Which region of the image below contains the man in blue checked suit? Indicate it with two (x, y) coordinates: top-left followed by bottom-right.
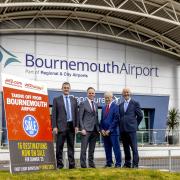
(119, 88), (143, 168)
(100, 91), (121, 168)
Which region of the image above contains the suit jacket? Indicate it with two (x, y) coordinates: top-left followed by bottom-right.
(119, 99), (143, 133)
(79, 99), (99, 131)
(100, 102), (120, 135)
(52, 95), (78, 132)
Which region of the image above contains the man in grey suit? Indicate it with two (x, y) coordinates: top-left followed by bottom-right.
(79, 87), (99, 168)
(52, 82), (78, 169)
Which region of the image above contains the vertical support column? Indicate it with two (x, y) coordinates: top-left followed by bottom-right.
(177, 65), (180, 145)
(0, 92), (2, 146)
(0, 34), (2, 146)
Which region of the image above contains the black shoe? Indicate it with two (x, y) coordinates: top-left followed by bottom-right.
(104, 164), (112, 168)
(57, 165), (64, 169)
(115, 165), (121, 168)
(69, 166), (75, 169)
(132, 165), (139, 169)
(89, 166), (96, 168)
(81, 166), (87, 168)
(122, 165), (131, 168)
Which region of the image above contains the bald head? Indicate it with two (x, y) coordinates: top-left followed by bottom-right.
(104, 91), (113, 105)
(122, 88), (131, 101)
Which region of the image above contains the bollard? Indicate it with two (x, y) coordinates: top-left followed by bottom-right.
(168, 149), (172, 172)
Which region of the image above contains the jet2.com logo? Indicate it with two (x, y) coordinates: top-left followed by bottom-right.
(0, 45), (21, 68)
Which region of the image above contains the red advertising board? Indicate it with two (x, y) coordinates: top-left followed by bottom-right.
(2, 73), (56, 173)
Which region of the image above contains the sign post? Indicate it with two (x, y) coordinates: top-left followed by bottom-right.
(2, 73), (56, 173)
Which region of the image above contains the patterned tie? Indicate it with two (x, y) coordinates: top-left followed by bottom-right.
(105, 104), (110, 116)
(91, 101), (95, 112)
(65, 96), (70, 120)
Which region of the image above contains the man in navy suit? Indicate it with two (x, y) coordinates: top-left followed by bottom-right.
(52, 82), (78, 169)
(119, 88), (143, 168)
(100, 91), (121, 168)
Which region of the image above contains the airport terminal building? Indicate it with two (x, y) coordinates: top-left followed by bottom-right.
(0, 0), (180, 145)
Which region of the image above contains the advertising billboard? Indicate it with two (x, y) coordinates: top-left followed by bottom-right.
(2, 73), (56, 173)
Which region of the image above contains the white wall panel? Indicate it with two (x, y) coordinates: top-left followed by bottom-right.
(98, 40), (124, 51)
(152, 87), (173, 95)
(99, 72), (125, 86)
(126, 46), (151, 65)
(157, 65), (177, 78)
(36, 42), (67, 57)
(126, 75), (152, 88)
(69, 36), (96, 48)
(152, 54), (177, 66)
(99, 84), (124, 92)
(152, 77), (175, 88)
(129, 86), (152, 94)
(68, 45), (96, 60)
(37, 35), (67, 45)
(98, 49), (125, 61)
(1, 37), (35, 54)
(71, 82), (97, 91)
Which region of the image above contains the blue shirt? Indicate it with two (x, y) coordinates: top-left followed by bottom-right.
(124, 98), (131, 112)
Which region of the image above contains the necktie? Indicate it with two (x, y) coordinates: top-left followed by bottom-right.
(65, 96), (70, 120)
(105, 104), (110, 115)
(91, 101), (95, 112)
(124, 101), (128, 112)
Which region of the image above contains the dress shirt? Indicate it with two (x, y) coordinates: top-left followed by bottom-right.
(87, 98), (96, 112)
(63, 95), (72, 122)
(124, 98), (131, 112)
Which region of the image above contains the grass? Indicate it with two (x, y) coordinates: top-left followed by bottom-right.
(0, 168), (180, 180)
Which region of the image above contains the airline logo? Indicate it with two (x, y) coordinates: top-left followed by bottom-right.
(25, 83), (44, 91)
(0, 45), (21, 67)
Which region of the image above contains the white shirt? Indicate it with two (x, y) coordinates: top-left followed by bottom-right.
(106, 101), (113, 108)
(87, 98), (96, 112)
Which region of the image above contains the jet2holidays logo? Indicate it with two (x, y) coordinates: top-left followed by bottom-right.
(0, 45), (21, 68)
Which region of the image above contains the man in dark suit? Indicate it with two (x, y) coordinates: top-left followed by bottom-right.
(52, 82), (78, 169)
(119, 88), (143, 168)
(100, 91), (121, 168)
(79, 87), (99, 168)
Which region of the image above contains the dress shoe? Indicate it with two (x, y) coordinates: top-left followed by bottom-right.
(69, 166), (76, 169)
(81, 166), (87, 168)
(122, 165), (131, 168)
(132, 165), (139, 169)
(57, 165), (63, 169)
(104, 164), (112, 168)
(115, 165), (121, 168)
(89, 165), (96, 168)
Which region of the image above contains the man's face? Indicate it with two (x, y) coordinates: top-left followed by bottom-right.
(87, 89), (95, 100)
(122, 88), (131, 101)
(62, 84), (70, 95)
(105, 95), (112, 105)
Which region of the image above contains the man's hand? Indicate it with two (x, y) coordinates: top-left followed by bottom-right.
(75, 127), (79, 134)
(53, 127), (58, 135)
(81, 129), (87, 135)
(101, 130), (106, 136)
(105, 130), (110, 136)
